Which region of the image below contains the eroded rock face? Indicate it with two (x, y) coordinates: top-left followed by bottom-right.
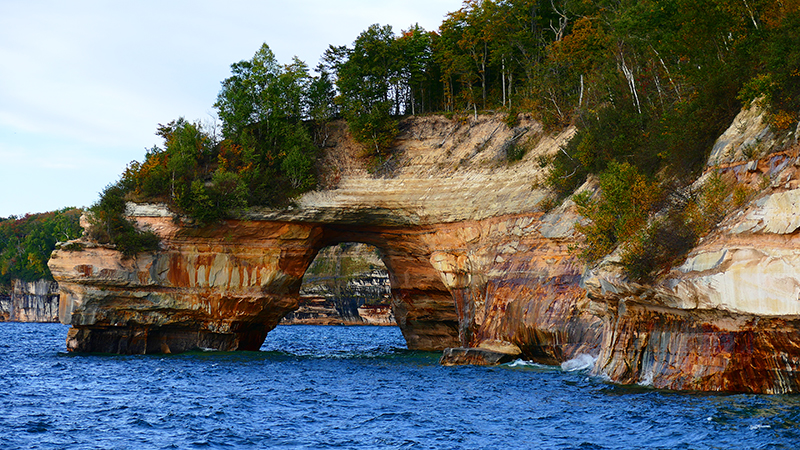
(49, 109), (800, 393)
(50, 220), (321, 353)
(585, 104), (800, 393)
(51, 114), (598, 359)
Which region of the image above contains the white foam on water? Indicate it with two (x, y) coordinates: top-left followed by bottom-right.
(560, 354), (598, 372)
(638, 367), (655, 387)
(507, 359), (529, 367)
(505, 359), (554, 370)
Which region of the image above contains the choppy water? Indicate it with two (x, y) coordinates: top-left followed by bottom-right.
(2, 323), (799, 449)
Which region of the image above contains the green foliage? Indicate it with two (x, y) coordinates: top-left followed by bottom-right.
(574, 162), (661, 262)
(89, 0), (800, 272)
(332, 23), (442, 157)
(505, 141), (527, 163)
(738, 6), (800, 130)
(618, 171), (748, 281)
(108, 43), (322, 231)
(619, 211), (698, 283)
(213, 43), (319, 207)
(345, 102), (398, 159)
(88, 183), (160, 258)
(336, 24), (402, 156)
(0, 208), (83, 288)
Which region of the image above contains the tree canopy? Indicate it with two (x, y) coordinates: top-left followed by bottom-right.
(88, 0), (799, 273)
(0, 209), (83, 291)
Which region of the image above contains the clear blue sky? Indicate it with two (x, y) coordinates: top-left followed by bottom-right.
(0, 0), (461, 217)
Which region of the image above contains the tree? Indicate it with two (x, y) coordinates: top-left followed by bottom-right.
(397, 24), (441, 115)
(213, 43), (319, 206)
(337, 24), (402, 157)
(215, 43), (282, 140)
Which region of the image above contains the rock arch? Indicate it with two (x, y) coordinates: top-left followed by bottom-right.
(48, 115), (600, 363)
(49, 205), (600, 360)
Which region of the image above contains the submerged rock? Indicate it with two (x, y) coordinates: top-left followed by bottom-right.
(440, 347), (519, 366)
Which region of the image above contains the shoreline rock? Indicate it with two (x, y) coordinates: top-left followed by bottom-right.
(48, 110), (800, 393)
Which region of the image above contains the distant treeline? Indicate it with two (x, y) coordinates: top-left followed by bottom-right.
(90, 0), (799, 263)
(0, 209), (82, 292)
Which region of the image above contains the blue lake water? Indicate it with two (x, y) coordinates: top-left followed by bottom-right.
(1, 322), (799, 449)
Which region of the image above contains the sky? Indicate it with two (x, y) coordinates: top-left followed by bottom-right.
(0, 0), (462, 218)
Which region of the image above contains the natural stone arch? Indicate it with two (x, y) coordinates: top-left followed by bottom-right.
(49, 209), (598, 358)
(50, 217), (466, 354)
(312, 224), (462, 350)
(49, 114), (599, 363)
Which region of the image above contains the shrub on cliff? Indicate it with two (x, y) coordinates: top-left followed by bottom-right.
(579, 169), (754, 282)
(573, 162), (662, 263)
(87, 183), (159, 258)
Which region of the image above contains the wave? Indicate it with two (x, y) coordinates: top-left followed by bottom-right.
(560, 354), (597, 372)
(504, 359), (558, 370)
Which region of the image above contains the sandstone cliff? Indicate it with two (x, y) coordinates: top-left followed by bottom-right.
(0, 279), (60, 322)
(50, 114), (598, 360)
(48, 110), (800, 393)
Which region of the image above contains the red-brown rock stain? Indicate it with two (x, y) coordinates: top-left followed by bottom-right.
(167, 254), (190, 287)
(75, 264), (93, 277)
(195, 253), (216, 286)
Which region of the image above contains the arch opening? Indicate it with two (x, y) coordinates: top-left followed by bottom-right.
(282, 242), (395, 327)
